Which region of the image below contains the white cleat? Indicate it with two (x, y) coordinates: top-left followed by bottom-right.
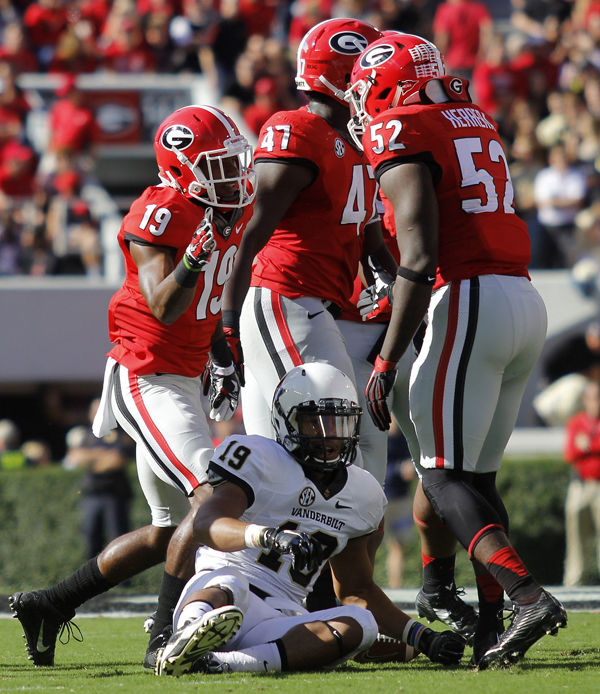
(155, 605), (243, 677)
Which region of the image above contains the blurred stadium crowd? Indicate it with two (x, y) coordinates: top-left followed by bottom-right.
(1, 1), (600, 276)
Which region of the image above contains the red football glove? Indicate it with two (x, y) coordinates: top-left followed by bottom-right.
(365, 355), (397, 431)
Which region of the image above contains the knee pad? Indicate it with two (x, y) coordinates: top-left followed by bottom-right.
(421, 469), (503, 555)
(204, 567), (250, 613)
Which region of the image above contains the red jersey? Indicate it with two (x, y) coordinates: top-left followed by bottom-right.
(251, 107), (379, 308)
(362, 96), (530, 289)
(108, 185), (252, 377)
(564, 411), (600, 481)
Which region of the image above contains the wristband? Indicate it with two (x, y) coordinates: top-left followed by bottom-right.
(244, 523), (269, 548)
(173, 258), (202, 288)
(222, 310), (241, 332)
(374, 355), (397, 372)
(396, 266), (435, 286)
(402, 618), (428, 648)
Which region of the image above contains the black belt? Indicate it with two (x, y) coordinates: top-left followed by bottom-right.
(249, 583), (272, 599)
(323, 300), (342, 319)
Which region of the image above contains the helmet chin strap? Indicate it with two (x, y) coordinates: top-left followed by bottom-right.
(318, 75), (346, 102)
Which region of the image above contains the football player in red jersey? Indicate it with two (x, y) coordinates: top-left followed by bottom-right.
(346, 34), (567, 668)
(354, 196), (479, 646)
(220, 17), (396, 610)
(9, 105), (256, 670)
(221, 17), (397, 471)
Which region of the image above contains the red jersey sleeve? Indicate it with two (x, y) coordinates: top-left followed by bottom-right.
(123, 185), (202, 251)
(255, 106), (320, 176)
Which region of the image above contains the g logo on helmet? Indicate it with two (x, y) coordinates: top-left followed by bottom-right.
(330, 31), (370, 55)
(161, 124), (194, 151)
(359, 43), (395, 69)
(449, 78), (463, 95)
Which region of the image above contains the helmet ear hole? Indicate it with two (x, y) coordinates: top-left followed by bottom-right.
(170, 166), (182, 177)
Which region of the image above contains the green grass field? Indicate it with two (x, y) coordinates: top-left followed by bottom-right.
(1, 612), (599, 694)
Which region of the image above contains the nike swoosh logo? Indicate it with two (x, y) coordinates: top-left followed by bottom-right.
(428, 276), (435, 282)
(36, 620), (50, 653)
(307, 311), (324, 319)
(335, 501), (351, 509)
(234, 224), (243, 235)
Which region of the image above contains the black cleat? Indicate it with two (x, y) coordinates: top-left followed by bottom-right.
(143, 624), (173, 670)
(9, 590), (79, 666)
(470, 613), (505, 667)
(188, 652), (232, 674)
(477, 590), (567, 669)
(416, 584), (478, 644)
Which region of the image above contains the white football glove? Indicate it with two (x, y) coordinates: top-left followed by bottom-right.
(202, 360), (240, 422)
(357, 265), (396, 320)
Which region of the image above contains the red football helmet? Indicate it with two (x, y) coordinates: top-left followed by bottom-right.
(345, 33), (445, 148)
(153, 105), (256, 209)
(295, 18), (382, 105)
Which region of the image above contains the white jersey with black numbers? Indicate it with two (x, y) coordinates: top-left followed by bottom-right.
(197, 434), (387, 604)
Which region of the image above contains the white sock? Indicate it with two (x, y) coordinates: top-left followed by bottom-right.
(177, 601), (214, 628)
(215, 642), (282, 673)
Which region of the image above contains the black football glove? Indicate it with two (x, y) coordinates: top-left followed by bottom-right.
(259, 528), (323, 573)
(183, 208), (217, 270)
(417, 628), (465, 666)
(202, 359), (240, 422)
(365, 356), (397, 431)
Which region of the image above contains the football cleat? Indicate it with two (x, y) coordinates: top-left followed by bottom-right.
(155, 605), (243, 676)
(416, 584), (478, 644)
(9, 590), (80, 666)
(469, 612), (505, 667)
(189, 652), (232, 674)
(143, 623), (172, 670)
(476, 590), (567, 669)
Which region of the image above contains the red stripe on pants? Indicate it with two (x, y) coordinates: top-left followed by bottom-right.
(128, 371), (200, 488)
(433, 283), (460, 468)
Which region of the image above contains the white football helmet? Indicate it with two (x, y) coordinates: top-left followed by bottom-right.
(271, 362), (362, 472)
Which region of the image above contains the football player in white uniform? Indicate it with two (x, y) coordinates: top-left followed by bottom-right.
(155, 363), (465, 676)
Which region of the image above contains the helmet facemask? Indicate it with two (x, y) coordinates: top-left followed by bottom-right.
(273, 396), (361, 472)
(345, 72), (408, 151)
(168, 134), (256, 209)
(345, 74), (374, 151)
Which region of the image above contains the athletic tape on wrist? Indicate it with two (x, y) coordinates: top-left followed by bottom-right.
(244, 524), (269, 548)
